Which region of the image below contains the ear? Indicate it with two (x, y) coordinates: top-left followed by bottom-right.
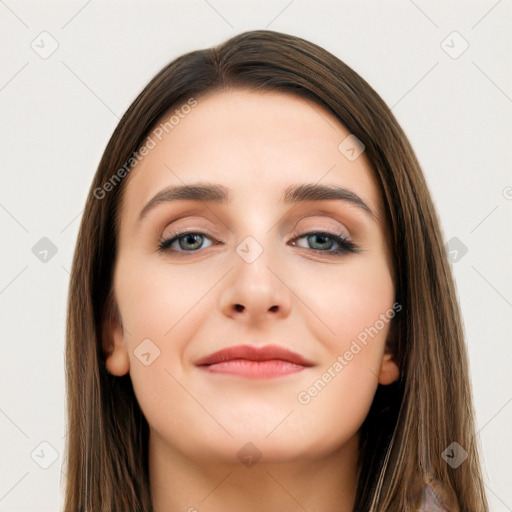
(377, 352), (400, 385)
(102, 314), (130, 377)
(377, 331), (400, 385)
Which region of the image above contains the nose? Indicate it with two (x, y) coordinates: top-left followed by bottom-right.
(219, 242), (292, 326)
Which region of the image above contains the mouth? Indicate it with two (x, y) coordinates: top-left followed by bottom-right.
(194, 344), (315, 379)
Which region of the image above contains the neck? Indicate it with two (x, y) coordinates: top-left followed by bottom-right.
(148, 430), (359, 512)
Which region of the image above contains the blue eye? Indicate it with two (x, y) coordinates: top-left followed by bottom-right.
(291, 232), (359, 255)
(158, 230), (359, 256)
(158, 231), (213, 252)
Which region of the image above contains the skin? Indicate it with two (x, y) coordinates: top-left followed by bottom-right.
(103, 89), (399, 512)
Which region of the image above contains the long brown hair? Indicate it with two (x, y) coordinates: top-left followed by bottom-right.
(63, 29), (488, 511)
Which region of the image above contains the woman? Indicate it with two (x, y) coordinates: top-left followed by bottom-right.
(63, 29), (488, 511)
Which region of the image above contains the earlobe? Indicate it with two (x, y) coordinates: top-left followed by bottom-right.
(377, 352), (400, 385)
(102, 317), (130, 376)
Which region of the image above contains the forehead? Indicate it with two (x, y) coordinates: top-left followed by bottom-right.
(120, 89), (384, 227)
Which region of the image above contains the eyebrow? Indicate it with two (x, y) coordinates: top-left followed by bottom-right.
(138, 182), (378, 223)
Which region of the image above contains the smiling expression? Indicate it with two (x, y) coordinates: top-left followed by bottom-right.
(103, 88), (399, 465)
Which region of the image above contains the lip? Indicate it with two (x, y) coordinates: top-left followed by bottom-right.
(194, 344), (315, 379)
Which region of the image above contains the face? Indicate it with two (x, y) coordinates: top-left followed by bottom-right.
(103, 89), (399, 466)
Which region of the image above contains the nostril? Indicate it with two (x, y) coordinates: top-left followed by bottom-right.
(234, 304), (245, 312)
(269, 305), (278, 312)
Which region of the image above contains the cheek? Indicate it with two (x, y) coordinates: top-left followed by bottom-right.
(293, 254), (395, 356)
(113, 257), (223, 414)
(288, 258), (395, 446)
(115, 256), (217, 342)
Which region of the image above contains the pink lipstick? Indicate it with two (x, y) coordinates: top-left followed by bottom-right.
(195, 344), (314, 379)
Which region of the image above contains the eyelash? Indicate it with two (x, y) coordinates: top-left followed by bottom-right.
(157, 229), (360, 256)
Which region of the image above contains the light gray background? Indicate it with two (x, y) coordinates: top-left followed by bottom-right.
(1, 1), (511, 510)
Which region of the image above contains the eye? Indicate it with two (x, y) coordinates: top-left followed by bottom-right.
(157, 230), (359, 256)
(158, 230), (214, 252)
(290, 231), (359, 255)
